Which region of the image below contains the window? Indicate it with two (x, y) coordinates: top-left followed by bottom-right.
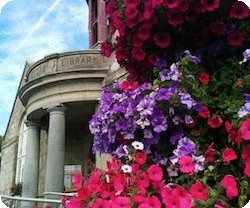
(16, 121), (27, 184)
(90, 0), (98, 47)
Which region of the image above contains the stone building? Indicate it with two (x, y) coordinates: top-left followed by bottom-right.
(0, 0), (125, 201)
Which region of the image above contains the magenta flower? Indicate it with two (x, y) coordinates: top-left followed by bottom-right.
(178, 156), (195, 173)
(73, 172), (83, 188)
(240, 118), (250, 140)
(147, 164), (163, 182)
(112, 196), (131, 208)
(92, 198), (111, 208)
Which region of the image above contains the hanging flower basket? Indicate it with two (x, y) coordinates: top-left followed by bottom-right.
(65, 0), (250, 207)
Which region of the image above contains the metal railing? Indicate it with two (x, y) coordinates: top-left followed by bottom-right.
(0, 191), (77, 208)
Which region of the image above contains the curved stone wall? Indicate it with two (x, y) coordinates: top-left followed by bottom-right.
(18, 50), (110, 119)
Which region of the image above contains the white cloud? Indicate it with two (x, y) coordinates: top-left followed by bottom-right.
(0, 0), (89, 134)
(0, 0), (12, 14)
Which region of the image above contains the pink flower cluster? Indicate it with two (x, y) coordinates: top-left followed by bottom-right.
(64, 155), (197, 208)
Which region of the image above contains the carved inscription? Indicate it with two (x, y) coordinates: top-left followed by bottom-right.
(27, 53), (109, 81)
(28, 60), (56, 81)
(58, 54), (106, 72)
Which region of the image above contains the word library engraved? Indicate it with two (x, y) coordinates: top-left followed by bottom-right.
(58, 54), (106, 71)
(27, 53), (108, 81)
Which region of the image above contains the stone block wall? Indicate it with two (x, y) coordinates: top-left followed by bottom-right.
(0, 98), (25, 195)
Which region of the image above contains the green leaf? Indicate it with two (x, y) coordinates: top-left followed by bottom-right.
(239, 195), (247, 207)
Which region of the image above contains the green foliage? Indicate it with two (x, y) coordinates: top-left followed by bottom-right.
(10, 183), (22, 196)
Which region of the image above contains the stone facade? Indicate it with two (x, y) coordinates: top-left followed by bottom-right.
(0, 0), (127, 200)
(0, 50), (126, 198)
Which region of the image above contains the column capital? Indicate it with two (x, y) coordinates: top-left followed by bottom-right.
(24, 119), (41, 128)
(47, 105), (66, 114)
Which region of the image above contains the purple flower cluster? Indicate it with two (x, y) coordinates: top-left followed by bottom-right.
(89, 59), (202, 159)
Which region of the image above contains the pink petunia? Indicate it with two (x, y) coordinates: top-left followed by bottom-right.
(112, 196), (131, 208)
(163, 0), (181, 8)
(240, 118), (250, 140)
(242, 146), (250, 163)
(133, 194), (146, 205)
(92, 198), (111, 208)
(230, 1), (249, 20)
(147, 164), (163, 182)
(67, 196), (81, 208)
(189, 181), (208, 201)
(220, 175), (237, 189)
(73, 172), (84, 188)
(244, 161), (250, 177)
(78, 185), (91, 200)
(163, 195), (181, 208)
(178, 156), (195, 173)
(201, 0), (220, 11)
(135, 152), (147, 165)
(139, 196), (162, 208)
(225, 186), (239, 200)
(228, 31), (245, 47)
(221, 148), (237, 162)
(137, 172), (150, 188)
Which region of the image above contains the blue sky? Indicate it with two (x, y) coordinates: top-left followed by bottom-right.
(0, 0), (89, 135)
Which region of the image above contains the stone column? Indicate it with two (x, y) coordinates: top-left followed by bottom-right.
(44, 106), (66, 199)
(21, 120), (40, 208)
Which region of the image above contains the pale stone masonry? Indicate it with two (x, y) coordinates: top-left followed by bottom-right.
(0, 50), (126, 201)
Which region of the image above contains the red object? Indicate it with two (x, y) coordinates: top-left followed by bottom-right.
(228, 130), (243, 146)
(198, 73), (210, 84)
(190, 181), (209, 201)
(163, 0), (181, 8)
(222, 148), (237, 162)
(132, 47), (146, 61)
(178, 156), (195, 173)
(201, 0), (220, 11)
(225, 121), (233, 133)
(167, 9), (184, 26)
(101, 42), (112, 57)
(240, 118), (250, 140)
(205, 142), (215, 163)
(207, 114), (223, 128)
(147, 164), (164, 182)
(230, 1), (249, 20)
(242, 146), (250, 163)
(135, 152), (147, 165)
(209, 21), (227, 35)
(121, 80), (139, 92)
(153, 33), (171, 48)
(244, 161), (250, 177)
(228, 31), (245, 47)
(198, 106), (210, 118)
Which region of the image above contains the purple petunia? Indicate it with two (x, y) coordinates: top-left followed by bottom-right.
(177, 137), (196, 156)
(239, 49), (250, 64)
(155, 58), (168, 69)
(137, 96), (155, 116)
(184, 50), (201, 64)
(156, 88), (172, 101)
(151, 108), (168, 133)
